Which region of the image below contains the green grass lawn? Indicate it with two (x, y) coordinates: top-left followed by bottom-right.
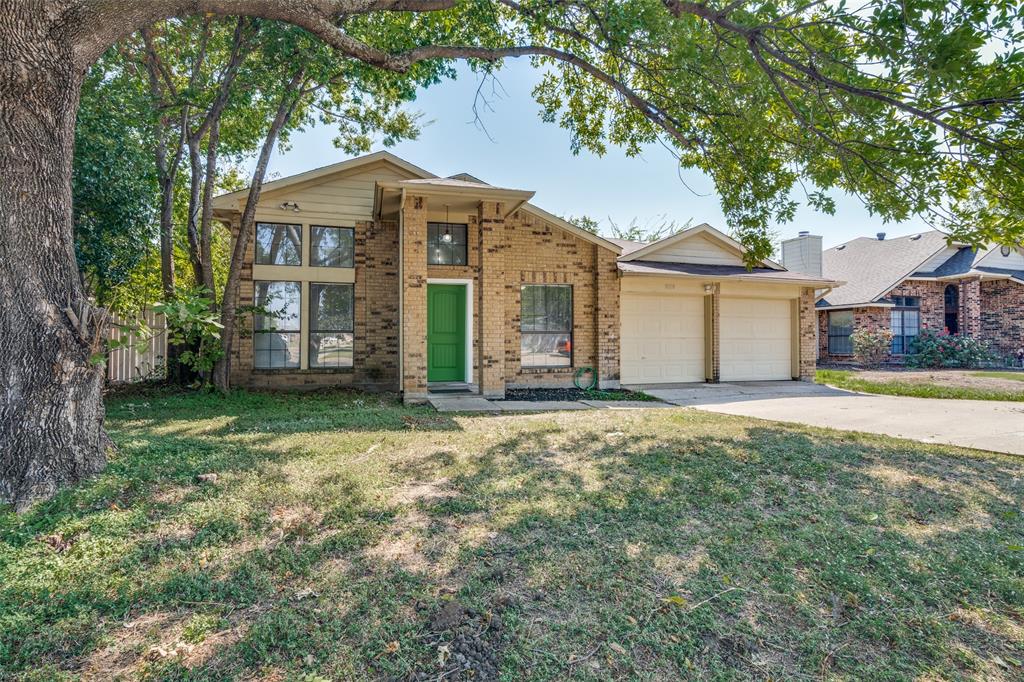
(2, 390), (1022, 680)
(973, 371), (1024, 383)
(817, 369), (1024, 402)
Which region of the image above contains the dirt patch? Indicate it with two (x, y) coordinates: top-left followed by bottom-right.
(410, 600), (506, 681)
(856, 369), (1024, 392)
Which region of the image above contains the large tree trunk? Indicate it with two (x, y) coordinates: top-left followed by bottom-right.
(0, 4), (109, 510)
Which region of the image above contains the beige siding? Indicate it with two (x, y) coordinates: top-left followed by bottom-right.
(233, 160), (419, 225)
(642, 234), (745, 266)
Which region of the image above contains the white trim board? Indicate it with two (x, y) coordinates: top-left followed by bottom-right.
(427, 278), (474, 383)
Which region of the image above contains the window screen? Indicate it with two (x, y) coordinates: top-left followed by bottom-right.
(309, 283), (354, 368)
(253, 281), (301, 368)
(827, 310), (854, 355)
(255, 222), (302, 265)
(311, 226), (354, 268)
(520, 285), (572, 368)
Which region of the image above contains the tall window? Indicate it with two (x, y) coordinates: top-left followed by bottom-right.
(309, 283), (354, 368)
(890, 296), (921, 354)
(944, 284), (959, 334)
(827, 310), (854, 355)
(521, 284), (572, 368)
(253, 281), (301, 368)
(427, 222), (468, 265)
(311, 226), (354, 268)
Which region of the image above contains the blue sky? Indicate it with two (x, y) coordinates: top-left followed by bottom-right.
(267, 61), (929, 251)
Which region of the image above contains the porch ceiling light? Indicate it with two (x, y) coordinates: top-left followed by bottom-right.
(441, 205), (453, 242)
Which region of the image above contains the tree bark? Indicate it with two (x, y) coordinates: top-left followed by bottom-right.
(212, 69), (306, 392)
(0, 2), (109, 510)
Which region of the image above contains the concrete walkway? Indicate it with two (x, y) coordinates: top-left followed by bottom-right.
(428, 396), (672, 413)
(644, 382), (1024, 456)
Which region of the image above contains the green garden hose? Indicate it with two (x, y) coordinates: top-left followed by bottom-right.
(573, 366), (598, 390)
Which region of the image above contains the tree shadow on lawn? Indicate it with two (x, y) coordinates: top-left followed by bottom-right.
(2, 408), (1022, 680)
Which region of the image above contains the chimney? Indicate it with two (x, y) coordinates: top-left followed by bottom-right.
(876, 232), (886, 240)
(781, 231), (822, 277)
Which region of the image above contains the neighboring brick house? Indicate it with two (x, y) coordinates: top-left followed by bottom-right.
(212, 151), (832, 402)
(798, 230), (1024, 364)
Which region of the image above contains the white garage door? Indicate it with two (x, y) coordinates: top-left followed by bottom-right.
(621, 292), (705, 384)
(720, 297), (792, 381)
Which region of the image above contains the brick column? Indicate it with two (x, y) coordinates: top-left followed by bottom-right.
(402, 194), (429, 403)
(478, 200), (506, 398)
(704, 283), (720, 382)
(596, 246), (620, 388)
(797, 287), (817, 381)
(961, 278), (982, 337)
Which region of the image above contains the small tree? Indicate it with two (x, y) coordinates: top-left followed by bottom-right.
(851, 329), (893, 368)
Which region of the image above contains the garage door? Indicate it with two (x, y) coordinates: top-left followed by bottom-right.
(621, 292), (705, 384)
(720, 297), (792, 381)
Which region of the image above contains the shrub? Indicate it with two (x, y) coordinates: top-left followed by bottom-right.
(153, 287), (224, 384)
(906, 329), (995, 368)
(851, 329), (893, 368)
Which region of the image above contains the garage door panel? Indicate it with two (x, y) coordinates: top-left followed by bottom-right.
(621, 292), (705, 384)
(720, 297), (792, 381)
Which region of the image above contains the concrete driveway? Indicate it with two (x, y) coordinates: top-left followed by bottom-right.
(641, 381), (1024, 456)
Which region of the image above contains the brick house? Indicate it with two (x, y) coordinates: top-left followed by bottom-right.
(791, 230), (1024, 364)
(212, 152), (833, 401)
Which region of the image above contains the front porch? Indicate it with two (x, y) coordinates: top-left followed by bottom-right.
(374, 177), (621, 403)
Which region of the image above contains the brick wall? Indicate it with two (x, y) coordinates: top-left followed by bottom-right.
(798, 287), (816, 380)
(502, 209), (617, 389)
(980, 279), (1024, 358)
(227, 197), (621, 397)
(401, 196), (429, 400)
(816, 278), (1005, 365)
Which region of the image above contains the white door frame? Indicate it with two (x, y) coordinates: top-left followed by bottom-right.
(426, 278), (474, 383)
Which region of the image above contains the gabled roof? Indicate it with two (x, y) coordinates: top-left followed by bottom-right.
(617, 222), (785, 269)
(821, 230), (1024, 308)
(211, 150), (432, 207)
(618, 260), (838, 286)
(820, 231), (949, 307)
(213, 150), (621, 254)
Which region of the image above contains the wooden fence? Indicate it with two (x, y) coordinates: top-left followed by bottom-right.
(107, 309), (167, 383)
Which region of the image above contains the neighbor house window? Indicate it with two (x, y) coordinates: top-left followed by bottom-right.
(890, 296), (921, 354)
(309, 283), (354, 368)
(255, 222), (302, 265)
(521, 284), (572, 368)
(427, 222), (467, 265)
(944, 284), (959, 334)
(311, 225), (354, 268)
(253, 281), (301, 368)
(827, 310), (854, 355)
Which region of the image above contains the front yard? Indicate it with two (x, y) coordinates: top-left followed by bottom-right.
(818, 368), (1024, 402)
(2, 390), (1022, 680)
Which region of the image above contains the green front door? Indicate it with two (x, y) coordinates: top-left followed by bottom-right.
(427, 284), (466, 382)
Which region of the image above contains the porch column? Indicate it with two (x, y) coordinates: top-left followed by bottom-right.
(595, 246), (620, 388)
(795, 287), (817, 381)
(402, 194), (429, 403)
(961, 277), (982, 337)
(704, 282), (720, 382)
(478, 200), (506, 398)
